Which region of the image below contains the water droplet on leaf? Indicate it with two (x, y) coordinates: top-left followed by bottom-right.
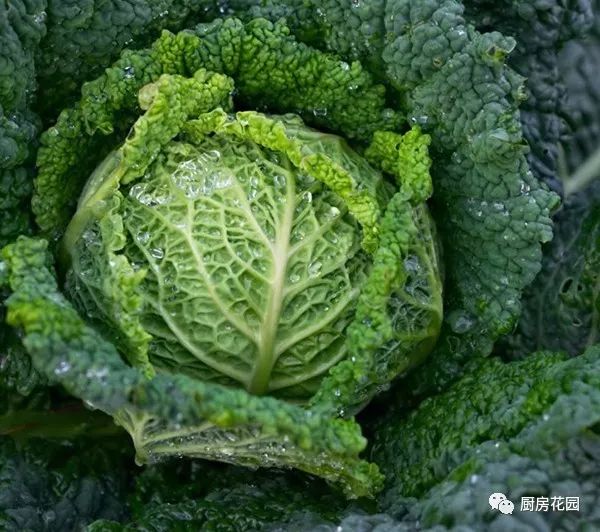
(54, 360), (71, 375)
(150, 248), (164, 259)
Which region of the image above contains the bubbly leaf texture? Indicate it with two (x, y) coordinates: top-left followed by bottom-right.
(82, 346), (600, 531)
(310, 197), (442, 417)
(67, 101), (440, 411)
(0, 322), (45, 404)
(240, 0), (594, 193)
(365, 127), (434, 203)
(37, 17), (440, 410)
(87, 465), (352, 531)
(1, 236), (384, 497)
(35, 0), (233, 117)
(273, 433), (600, 531)
(34, 32), (235, 238)
(0, 2), (597, 529)
(228, 0), (559, 395)
(463, 0), (594, 194)
(64, 96), (388, 401)
(0, 168), (34, 248)
(65, 189), (154, 378)
(191, 17), (400, 140)
(381, 0), (558, 393)
(372, 345), (600, 501)
(34, 19), (399, 238)
(0, 0), (46, 169)
(61, 68), (235, 378)
(29, 13), (441, 489)
(0, 0), (46, 246)
(1, 246), (45, 404)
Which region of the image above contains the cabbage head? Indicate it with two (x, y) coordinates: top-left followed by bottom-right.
(5, 21), (443, 497)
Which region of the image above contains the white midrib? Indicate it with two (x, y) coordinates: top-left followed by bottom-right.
(247, 176), (296, 395)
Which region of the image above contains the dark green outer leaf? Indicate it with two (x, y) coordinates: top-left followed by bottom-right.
(372, 345), (600, 500)
(0, 437), (131, 532)
(501, 3), (600, 359)
(558, 1), (600, 191)
(35, 1), (228, 118)
(84, 344), (600, 531)
(381, 0), (559, 395)
(88, 467), (353, 532)
(504, 183), (599, 357)
(0, 0), (47, 247)
(463, 0), (594, 194)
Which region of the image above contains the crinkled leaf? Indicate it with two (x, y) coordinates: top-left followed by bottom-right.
(0, 0), (46, 246)
(228, 0), (559, 396)
(35, 0), (232, 117)
(372, 345), (600, 500)
(1, 236), (383, 498)
(505, 184), (599, 357)
(0, 437), (131, 532)
(463, 0), (594, 194)
(34, 20), (399, 239)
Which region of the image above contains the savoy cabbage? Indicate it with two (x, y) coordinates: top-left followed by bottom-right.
(0, 0), (599, 530)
